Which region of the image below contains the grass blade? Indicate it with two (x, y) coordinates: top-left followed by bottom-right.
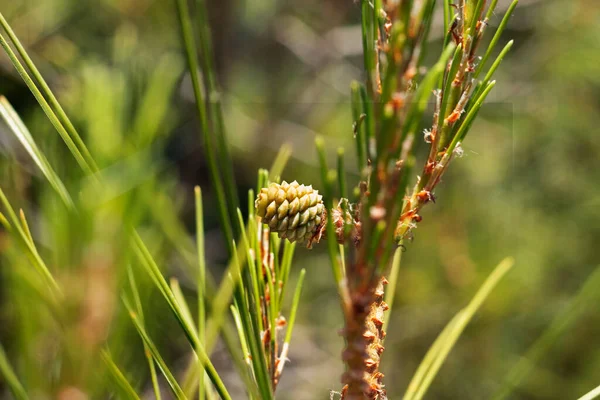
(0, 12), (97, 173)
(195, 186), (207, 400)
(315, 137), (347, 305)
(171, 279), (198, 341)
(173, 0), (235, 253)
(195, 0), (239, 221)
(474, 0), (519, 79)
(231, 241), (273, 400)
(405, 257), (515, 400)
(404, 313), (462, 400)
(443, 0), (452, 36)
(359, 84), (375, 163)
(465, 0), (486, 39)
(204, 241), (249, 351)
(448, 80), (497, 151)
(268, 144), (292, 183)
(124, 298), (186, 400)
(350, 81), (367, 172)
(337, 148), (347, 199)
(578, 384), (600, 400)
(401, 42), (456, 150)
(383, 246), (402, 332)
(231, 305), (252, 368)
(101, 350), (141, 400)
(275, 269), (306, 379)
(221, 313), (261, 400)
(0, 97), (74, 209)
(0, 28), (96, 176)
(0, 344), (28, 400)
(127, 265), (162, 400)
(0, 187), (61, 296)
(132, 232), (232, 400)
(360, 0), (376, 95)
(181, 219), (262, 398)
(438, 43), (464, 135)
(277, 240), (296, 305)
(485, 0), (501, 20)
(493, 265), (600, 400)
(479, 40), (514, 91)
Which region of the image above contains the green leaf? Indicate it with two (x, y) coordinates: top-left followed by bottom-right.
(101, 350), (141, 400)
(350, 81), (367, 172)
(132, 232), (232, 400)
(464, 0), (486, 40)
(126, 265), (162, 400)
(275, 269), (306, 379)
(360, 0), (377, 94)
(0, 344), (28, 400)
(0, 187), (61, 296)
(443, 0), (452, 35)
(230, 241), (273, 400)
(123, 298), (186, 400)
(383, 247), (403, 332)
(493, 264), (600, 400)
(195, 186), (207, 400)
(0, 97), (74, 209)
(315, 137), (344, 289)
(337, 148), (347, 199)
(447, 80), (497, 152)
(0, 12), (98, 174)
(195, 0), (239, 224)
(405, 257), (515, 400)
(174, 0), (235, 255)
(284, 268), (306, 345)
(401, 42), (456, 146)
(479, 40), (514, 92)
(268, 144), (292, 183)
(475, 0), (519, 79)
(578, 384), (600, 400)
(437, 42), (465, 149)
(0, 30), (96, 176)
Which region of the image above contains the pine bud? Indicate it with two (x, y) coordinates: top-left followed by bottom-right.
(255, 181), (325, 247)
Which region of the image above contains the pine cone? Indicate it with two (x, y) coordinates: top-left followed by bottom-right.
(255, 181), (325, 247)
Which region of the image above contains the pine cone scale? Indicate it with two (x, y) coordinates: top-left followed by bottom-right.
(255, 180), (326, 247)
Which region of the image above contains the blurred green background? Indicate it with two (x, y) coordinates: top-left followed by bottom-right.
(1, 0), (599, 399)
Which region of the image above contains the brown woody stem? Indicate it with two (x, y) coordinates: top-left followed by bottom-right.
(341, 277), (389, 400)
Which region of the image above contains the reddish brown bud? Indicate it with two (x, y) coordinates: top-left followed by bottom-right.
(416, 190), (434, 204)
(447, 109), (461, 123)
(371, 316), (384, 328)
(363, 331), (376, 341)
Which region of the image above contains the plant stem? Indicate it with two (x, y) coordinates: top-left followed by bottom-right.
(341, 277), (388, 400)
(174, 0), (235, 255)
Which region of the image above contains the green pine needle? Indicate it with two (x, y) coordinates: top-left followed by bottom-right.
(405, 257), (515, 400)
(0, 344), (28, 400)
(0, 97), (74, 209)
(101, 350), (142, 400)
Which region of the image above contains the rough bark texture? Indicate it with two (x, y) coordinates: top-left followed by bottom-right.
(341, 277), (388, 400)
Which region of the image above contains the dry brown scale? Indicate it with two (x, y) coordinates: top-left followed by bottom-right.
(340, 278), (389, 400)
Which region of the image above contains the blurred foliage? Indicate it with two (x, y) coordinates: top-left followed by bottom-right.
(0, 0), (599, 399)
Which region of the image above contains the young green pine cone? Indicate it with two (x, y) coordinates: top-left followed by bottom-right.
(255, 180), (325, 248)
